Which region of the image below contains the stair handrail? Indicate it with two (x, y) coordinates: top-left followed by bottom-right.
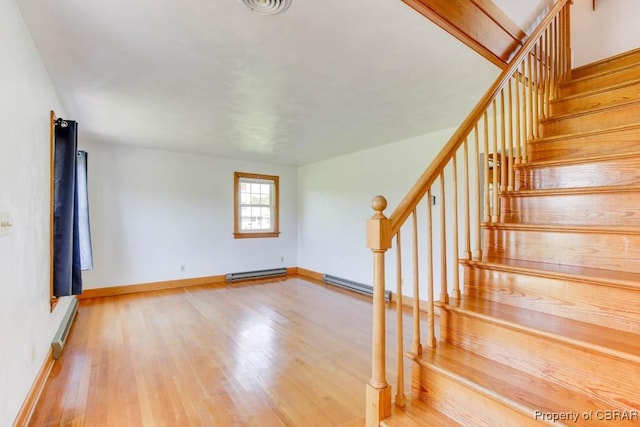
(389, 0), (571, 236)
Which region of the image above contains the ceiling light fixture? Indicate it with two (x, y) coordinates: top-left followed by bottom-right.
(242, 0), (291, 15)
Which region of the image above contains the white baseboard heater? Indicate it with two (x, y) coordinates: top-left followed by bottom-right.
(226, 267), (287, 282)
(52, 297), (79, 360)
(323, 274), (391, 301)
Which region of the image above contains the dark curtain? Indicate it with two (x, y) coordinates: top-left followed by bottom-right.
(53, 121), (93, 297)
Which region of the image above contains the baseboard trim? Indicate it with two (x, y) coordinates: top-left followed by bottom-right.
(78, 267), (363, 300)
(13, 348), (54, 427)
(294, 267), (324, 281)
(78, 275), (227, 300)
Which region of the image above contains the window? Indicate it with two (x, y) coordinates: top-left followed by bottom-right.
(234, 172), (279, 239)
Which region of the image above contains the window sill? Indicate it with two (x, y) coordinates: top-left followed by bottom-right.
(234, 232), (280, 239)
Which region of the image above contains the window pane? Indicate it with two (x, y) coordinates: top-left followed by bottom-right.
(235, 173), (278, 236)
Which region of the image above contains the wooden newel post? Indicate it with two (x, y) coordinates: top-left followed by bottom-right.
(365, 195), (392, 427)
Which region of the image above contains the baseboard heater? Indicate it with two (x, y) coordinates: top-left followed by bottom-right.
(51, 297), (79, 360)
(323, 274), (391, 301)
(226, 267), (287, 282)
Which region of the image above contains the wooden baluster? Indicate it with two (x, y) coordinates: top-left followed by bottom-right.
(560, 7), (567, 82)
(523, 58), (530, 164)
(539, 36), (545, 121)
(473, 124), (483, 259)
(540, 30), (548, 120)
(544, 28), (551, 117)
(557, 13), (562, 89)
(439, 172), (448, 304)
(452, 150), (461, 300)
(394, 232), (405, 407)
(551, 17), (557, 94)
(365, 196), (391, 427)
(411, 209), (422, 355)
(561, 6), (567, 82)
(500, 89), (507, 192)
(532, 42), (539, 139)
(492, 99), (499, 222)
(515, 62), (522, 166)
(565, 3), (572, 80)
(549, 17), (558, 99)
(483, 112), (490, 223)
(463, 137), (471, 260)
(536, 38), (543, 126)
(527, 53), (534, 143)
(507, 78), (514, 192)
(426, 189), (436, 348)
(559, 9), (564, 83)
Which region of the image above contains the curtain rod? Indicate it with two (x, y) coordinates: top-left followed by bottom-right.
(55, 118), (69, 128)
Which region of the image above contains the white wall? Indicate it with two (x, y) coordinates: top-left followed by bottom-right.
(80, 141), (298, 289)
(572, 0), (640, 67)
(0, 1), (73, 425)
(297, 127), (462, 290)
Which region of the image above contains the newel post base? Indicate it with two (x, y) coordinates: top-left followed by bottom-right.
(365, 382), (392, 427)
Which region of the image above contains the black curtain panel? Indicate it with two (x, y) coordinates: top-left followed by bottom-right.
(53, 120), (92, 297)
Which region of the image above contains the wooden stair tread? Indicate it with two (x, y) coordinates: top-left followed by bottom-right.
(515, 150), (640, 169)
(571, 47), (640, 80)
(562, 61), (640, 87)
(505, 184), (640, 197)
(531, 123), (640, 145)
(483, 221), (640, 235)
(541, 98), (640, 124)
(415, 341), (620, 422)
(463, 257), (640, 290)
(446, 296), (640, 363)
(551, 77), (640, 104)
(381, 396), (461, 427)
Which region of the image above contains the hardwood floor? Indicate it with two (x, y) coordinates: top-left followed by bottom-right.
(30, 277), (411, 427)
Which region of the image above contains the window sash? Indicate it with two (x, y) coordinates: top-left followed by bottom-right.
(234, 172), (279, 238)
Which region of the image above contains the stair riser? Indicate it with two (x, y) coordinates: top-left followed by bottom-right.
(540, 102), (640, 138)
(550, 81), (640, 116)
(484, 227), (640, 273)
(501, 192), (640, 226)
(571, 50), (640, 80)
(411, 362), (538, 427)
(559, 65), (640, 97)
(463, 265), (640, 333)
(528, 127), (640, 162)
(441, 309), (640, 410)
(517, 157), (640, 190)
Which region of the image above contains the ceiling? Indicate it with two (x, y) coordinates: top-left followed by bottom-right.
(15, 0), (521, 165)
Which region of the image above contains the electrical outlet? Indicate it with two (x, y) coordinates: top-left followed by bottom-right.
(280, 256), (284, 263)
(0, 211), (12, 237)
(180, 265), (186, 272)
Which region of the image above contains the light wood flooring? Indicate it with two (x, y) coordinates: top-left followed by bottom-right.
(30, 276), (415, 427)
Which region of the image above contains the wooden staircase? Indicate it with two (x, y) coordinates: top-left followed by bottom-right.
(397, 48), (640, 426)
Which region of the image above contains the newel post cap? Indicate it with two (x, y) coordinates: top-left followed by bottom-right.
(371, 195), (387, 218)
(367, 195), (392, 251)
